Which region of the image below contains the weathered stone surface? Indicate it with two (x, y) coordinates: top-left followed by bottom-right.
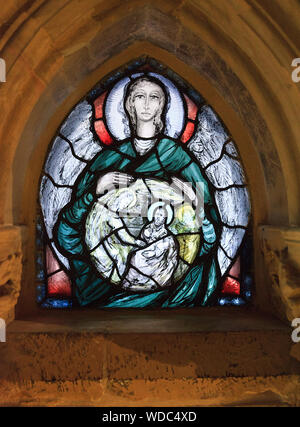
(62, 47), (95, 87)
(0, 375), (299, 407)
(105, 330), (300, 379)
(104, 375), (300, 407)
(0, 378), (105, 407)
(0, 226), (23, 323)
(21, 28), (64, 85)
(0, 332), (106, 382)
(1, 310), (299, 384)
(291, 343), (300, 363)
(1, 311), (300, 406)
(0, 0), (300, 407)
(89, 8), (147, 63)
(259, 226), (300, 321)
(144, 7), (180, 52)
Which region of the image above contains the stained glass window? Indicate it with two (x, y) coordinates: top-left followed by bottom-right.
(37, 58), (253, 309)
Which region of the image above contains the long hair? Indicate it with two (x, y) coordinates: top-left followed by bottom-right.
(124, 76), (168, 135)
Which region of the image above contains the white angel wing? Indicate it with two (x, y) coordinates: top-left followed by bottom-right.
(39, 100), (102, 269)
(188, 105), (251, 276)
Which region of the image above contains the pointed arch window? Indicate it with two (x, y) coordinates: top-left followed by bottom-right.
(36, 58), (253, 309)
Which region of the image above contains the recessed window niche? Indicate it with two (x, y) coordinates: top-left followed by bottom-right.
(36, 57), (253, 310)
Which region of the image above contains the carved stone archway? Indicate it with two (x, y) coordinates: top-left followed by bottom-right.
(1, 0), (300, 406)
(1, 1), (299, 321)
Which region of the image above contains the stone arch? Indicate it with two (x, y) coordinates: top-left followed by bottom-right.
(0, 1), (299, 321)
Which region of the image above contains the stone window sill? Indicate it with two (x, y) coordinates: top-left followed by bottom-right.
(4, 307), (298, 382)
(9, 306), (289, 334)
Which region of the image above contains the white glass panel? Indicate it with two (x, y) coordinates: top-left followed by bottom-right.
(217, 247), (232, 276)
(205, 154), (245, 189)
(60, 100), (102, 160)
(50, 241), (70, 270)
(188, 106), (229, 168)
(215, 187), (250, 227)
(225, 141), (239, 158)
(44, 136), (86, 186)
(220, 226), (245, 259)
(39, 176), (72, 239)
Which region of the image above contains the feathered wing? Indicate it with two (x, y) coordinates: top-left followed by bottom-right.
(39, 100), (102, 269)
(188, 105), (251, 277)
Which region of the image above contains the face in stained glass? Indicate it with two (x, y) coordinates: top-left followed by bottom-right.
(37, 57), (253, 309)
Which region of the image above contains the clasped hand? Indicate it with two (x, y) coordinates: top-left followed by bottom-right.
(96, 172), (135, 195)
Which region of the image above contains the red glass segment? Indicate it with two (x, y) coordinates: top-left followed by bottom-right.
(94, 120), (113, 145)
(181, 121), (195, 143)
(184, 94), (198, 121)
(94, 91), (107, 119)
(46, 246), (72, 296)
(48, 270), (72, 297)
(221, 277), (240, 295)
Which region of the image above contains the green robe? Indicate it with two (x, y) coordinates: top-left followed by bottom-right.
(54, 136), (221, 307)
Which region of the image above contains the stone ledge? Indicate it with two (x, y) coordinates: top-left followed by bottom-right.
(0, 375), (299, 407)
(8, 307), (290, 334)
(0, 308), (299, 382)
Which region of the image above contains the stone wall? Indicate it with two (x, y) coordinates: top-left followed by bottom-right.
(0, 0), (293, 319)
(0, 226), (23, 323)
(0, 0), (300, 406)
(259, 226), (300, 322)
(0, 0), (298, 320)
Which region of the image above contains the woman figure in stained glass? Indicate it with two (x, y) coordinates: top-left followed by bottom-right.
(54, 75), (221, 308)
